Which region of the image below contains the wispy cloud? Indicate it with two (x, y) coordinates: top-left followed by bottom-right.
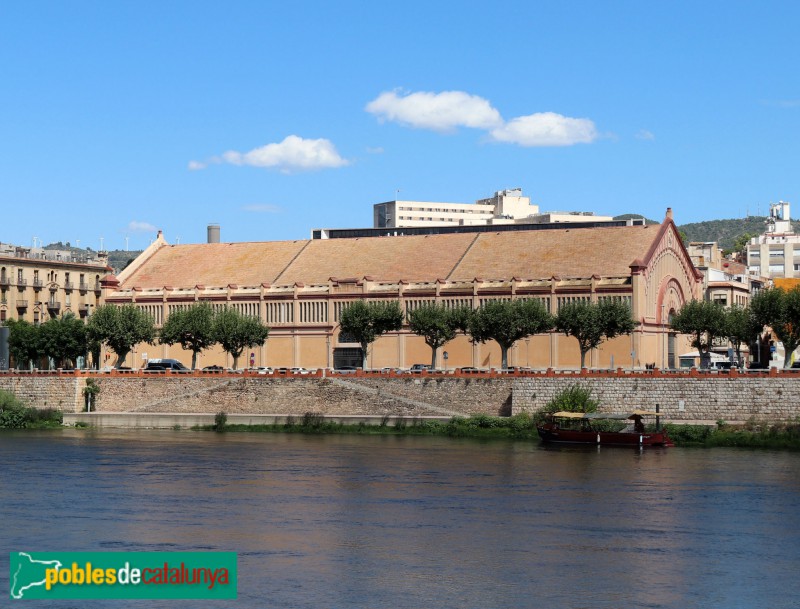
(189, 135), (350, 174)
(126, 221), (158, 233)
(242, 204), (281, 213)
(635, 129), (656, 141)
(489, 112), (598, 147)
(367, 88), (598, 147)
(366, 89), (503, 132)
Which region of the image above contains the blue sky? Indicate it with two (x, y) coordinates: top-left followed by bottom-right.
(1, 1), (799, 251)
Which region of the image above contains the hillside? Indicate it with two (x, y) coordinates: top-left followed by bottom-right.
(677, 216), (769, 251)
(43, 242), (143, 274)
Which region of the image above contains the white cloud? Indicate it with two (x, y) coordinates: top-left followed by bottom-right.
(636, 129), (655, 141)
(126, 221), (158, 233)
(366, 89), (503, 132)
(242, 204), (281, 213)
(220, 135), (349, 173)
(489, 112), (598, 147)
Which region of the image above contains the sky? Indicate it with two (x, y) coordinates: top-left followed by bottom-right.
(1, 1), (799, 252)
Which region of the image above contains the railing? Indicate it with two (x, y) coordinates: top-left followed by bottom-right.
(64, 281), (73, 291)
(15, 299), (27, 308)
(47, 302), (61, 311)
(33, 279), (43, 289)
(0, 276), (10, 286)
(94, 281), (102, 292)
(79, 282), (89, 292)
(17, 278), (27, 286)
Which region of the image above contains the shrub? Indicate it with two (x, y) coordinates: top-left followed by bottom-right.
(540, 384), (599, 418)
(213, 411), (228, 432)
(301, 412), (324, 428)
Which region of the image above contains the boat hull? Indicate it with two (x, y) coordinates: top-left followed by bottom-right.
(537, 424), (673, 447)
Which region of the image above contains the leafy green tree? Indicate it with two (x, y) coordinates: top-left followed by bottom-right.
(159, 302), (217, 369)
(555, 299), (636, 369)
(6, 319), (43, 370)
(212, 308), (270, 369)
(750, 286), (800, 368)
(86, 304), (156, 369)
(39, 313), (87, 369)
(670, 300), (727, 367)
(467, 299), (553, 369)
(339, 301), (404, 369)
(724, 305), (761, 366)
(408, 303), (468, 369)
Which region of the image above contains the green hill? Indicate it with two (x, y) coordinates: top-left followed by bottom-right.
(677, 216), (768, 251)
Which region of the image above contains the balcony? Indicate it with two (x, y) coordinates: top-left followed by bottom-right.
(47, 301), (61, 313)
(64, 281), (74, 291)
(16, 299), (28, 309)
(0, 276), (10, 287)
(94, 281), (102, 293)
(79, 282), (89, 293)
(17, 278), (27, 287)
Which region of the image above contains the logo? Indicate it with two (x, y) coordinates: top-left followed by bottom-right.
(10, 552), (237, 600)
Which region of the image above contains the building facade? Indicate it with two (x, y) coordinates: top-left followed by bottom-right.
(102, 210), (701, 371)
(746, 201), (800, 278)
(0, 244), (109, 325)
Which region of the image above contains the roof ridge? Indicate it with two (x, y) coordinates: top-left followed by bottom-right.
(273, 240), (312, 283)
(446, 232), (482, 280)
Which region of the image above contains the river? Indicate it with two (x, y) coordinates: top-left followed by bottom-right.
(1, 430), (799, 609)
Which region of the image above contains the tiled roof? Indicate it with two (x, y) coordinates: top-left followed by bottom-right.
(121, 241), (308, 288)
(119, 224), (663, 289)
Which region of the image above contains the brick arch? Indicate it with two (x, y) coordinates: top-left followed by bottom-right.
(656, 277), (687, 325)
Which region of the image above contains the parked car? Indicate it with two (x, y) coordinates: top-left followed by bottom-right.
(251, 366), (273, 375)
(707, 361), (734, 371)
(410, 364), (431, 373)
(144, 359), (190, 372)
(202, 365), (224, 372)
(289, 367), (310, 375)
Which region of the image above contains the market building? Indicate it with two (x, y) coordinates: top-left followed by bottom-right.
(102, 209), (701, 370)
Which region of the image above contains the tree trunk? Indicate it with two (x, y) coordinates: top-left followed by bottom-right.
(114, 351), (129, 369)
(232, 354), (239, 370)
(430, 346), (437, 370)
(191, 351), (198, 370)
(500, 345), (509, 369)
(361, 342), (369, 369)
(580, 349), (588, 369)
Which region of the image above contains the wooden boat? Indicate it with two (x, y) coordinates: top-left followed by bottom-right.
(537, 410), (674, 447)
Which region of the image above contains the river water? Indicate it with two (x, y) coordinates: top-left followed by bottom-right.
(1, 430), (799, 609)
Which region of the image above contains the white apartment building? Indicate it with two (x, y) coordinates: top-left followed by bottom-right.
(747, 201), (800, 278)
(373, 188), (615, 229)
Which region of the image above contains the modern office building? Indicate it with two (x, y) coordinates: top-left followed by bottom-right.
(372, 188), (614, 229)
(102, 209), (700, 370)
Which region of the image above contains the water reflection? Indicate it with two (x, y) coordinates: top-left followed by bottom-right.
(0, 430), (799, 608)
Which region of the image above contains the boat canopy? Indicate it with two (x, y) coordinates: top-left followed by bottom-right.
(552, 410), (661, 420)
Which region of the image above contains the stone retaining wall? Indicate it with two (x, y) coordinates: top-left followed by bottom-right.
(512, 376), (798, 423)
(0, 373), (798, 424)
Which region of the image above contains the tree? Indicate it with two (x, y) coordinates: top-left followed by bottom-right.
(86, 304), (156, 369)
(6, 319), (43, 370)
(724, 305), (760, 366)
(159, 302), (217, 369)
(212, 308), (270, 369)
(555, 299), (636, 369)
(339, 301), (404, 369)
(467, 299), (553, 369)
(750, 286), (800, 368)
(408, 303), (467, 369)
(39, 313), (87, 369)
(670, 300), (727, 368)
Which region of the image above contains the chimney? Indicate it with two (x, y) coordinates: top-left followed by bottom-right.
(207, 224), (220, 244)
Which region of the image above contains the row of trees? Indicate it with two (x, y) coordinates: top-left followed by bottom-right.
(340, 298), (636, 369)
(670, 285), (800, 368)
(5, 303), (269, 370)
